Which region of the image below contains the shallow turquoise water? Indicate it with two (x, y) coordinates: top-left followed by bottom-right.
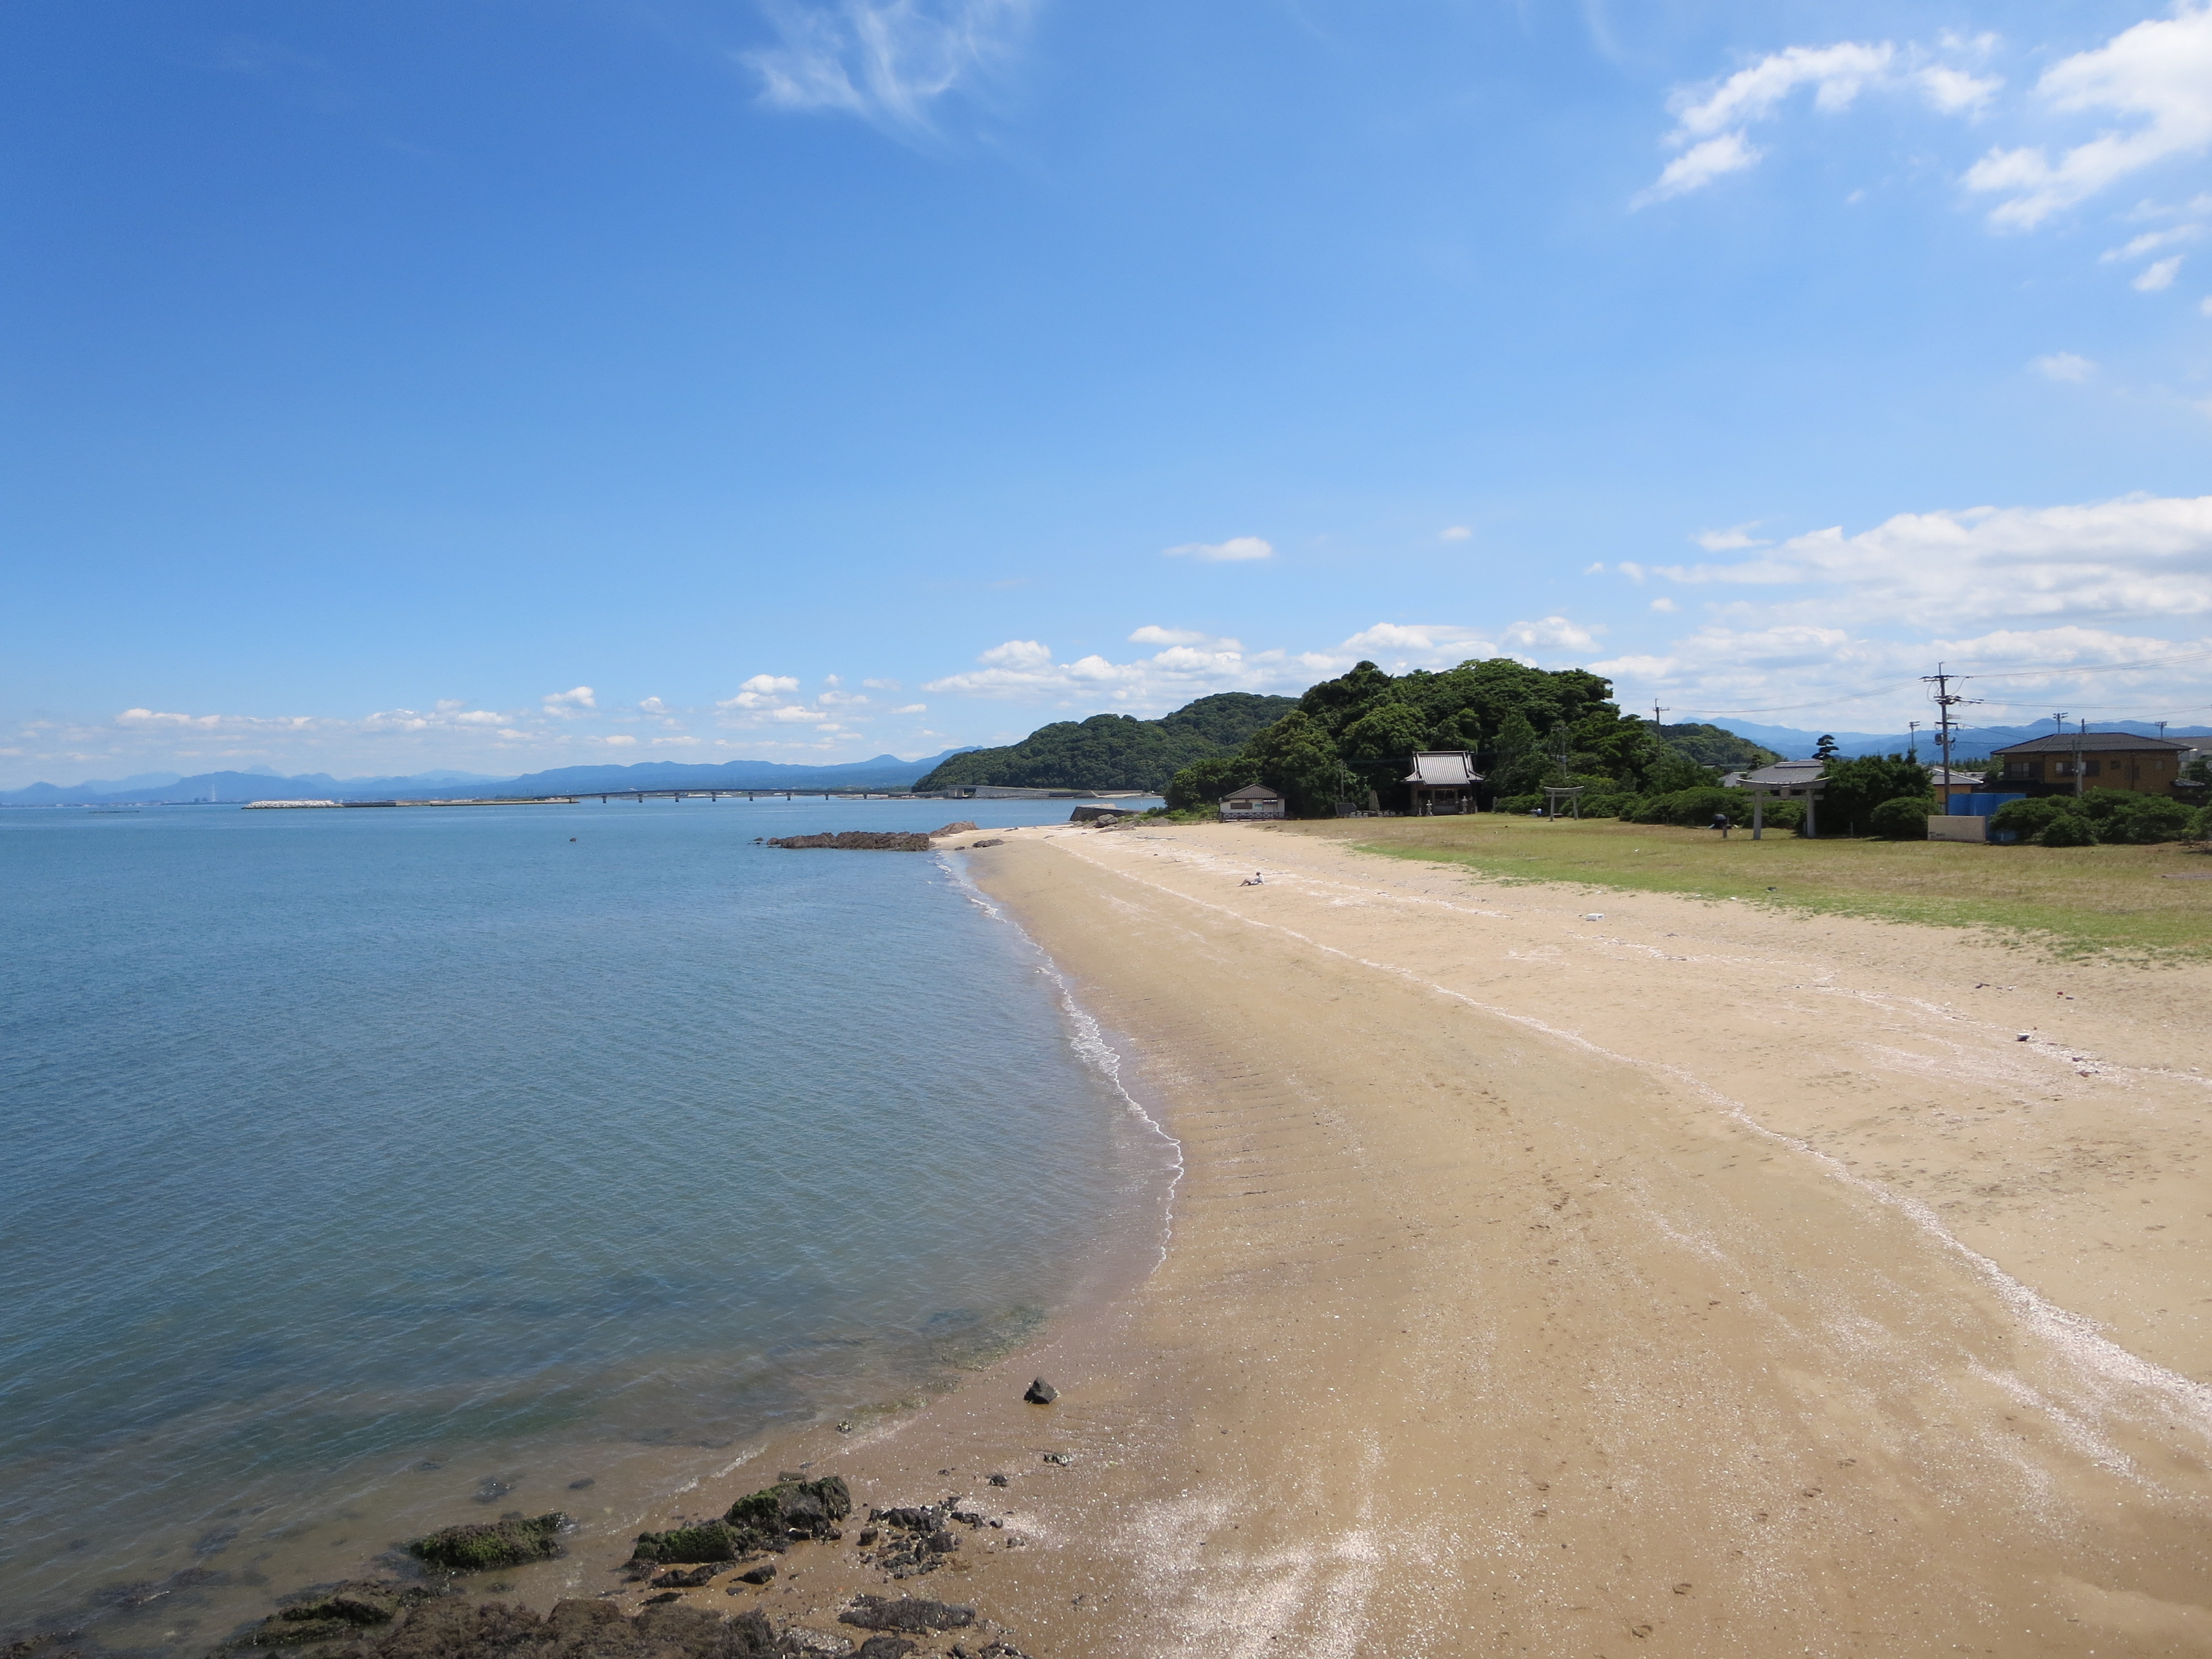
(0, 799), (1164, 1645)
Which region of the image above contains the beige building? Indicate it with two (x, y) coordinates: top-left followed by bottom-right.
(1990, 733), (2192, 796)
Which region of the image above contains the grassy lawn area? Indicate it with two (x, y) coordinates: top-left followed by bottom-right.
(1287, 814), (2212, 963)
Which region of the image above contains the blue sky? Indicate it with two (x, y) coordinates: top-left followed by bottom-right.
(4, 0), (2210, 784)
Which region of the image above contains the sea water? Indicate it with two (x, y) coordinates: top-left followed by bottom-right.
(0, 798), (1168, 1648)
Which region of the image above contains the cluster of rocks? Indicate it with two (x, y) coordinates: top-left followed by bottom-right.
(851, 1499), (1000, 1582)
(187, 1470), (1048, 1659)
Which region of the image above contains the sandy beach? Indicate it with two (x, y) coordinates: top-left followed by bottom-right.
(520, 816), (2212, 1658)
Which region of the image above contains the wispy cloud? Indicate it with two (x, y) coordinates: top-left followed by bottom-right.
(1965, 4), (2212, 229)
(2031, 351), (2095, 380)
(1639, 38), (1996, 204)
(742, 0), (1031, 139)
(1162, 535), (1274, 562)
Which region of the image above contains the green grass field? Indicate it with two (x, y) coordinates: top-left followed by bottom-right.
(1286, 814), (2212, 963)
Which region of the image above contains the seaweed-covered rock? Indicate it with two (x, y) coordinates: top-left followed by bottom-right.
(837, 1597), (977, 1634)
(403, 1512), (566, 1572)
(631, 1523), (750, 1564)
(725, 1475), (852, 1540)
(928, 822), (980, 837)
(278, 1583), (440, 1627)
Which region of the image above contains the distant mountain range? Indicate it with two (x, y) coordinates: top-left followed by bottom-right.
(0, 751), (974, 806)
(1707, 718), (2212, 761)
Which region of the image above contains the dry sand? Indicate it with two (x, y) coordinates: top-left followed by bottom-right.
(584, 819), (2212, 1658)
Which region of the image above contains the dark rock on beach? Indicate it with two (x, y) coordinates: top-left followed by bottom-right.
(630, 1523), (747, 1564)
(402, 1512), (566, 1572)
(726, 1473), (853, 1541)
(854, 1640), (915, 1659)
(653, 1566), (720, 1589)
(1022, 1378), (1057, 1405)
(837, 1596), (978, 1634)
(736, 1564), (776, 1585)
(967, 838), (1004, 849)
(928, 822), (980, 837)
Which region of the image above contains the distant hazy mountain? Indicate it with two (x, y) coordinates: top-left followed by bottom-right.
(1711, 718), (2212, 761)
(494, 751), (972, 796)
(0, 755), (965, 806)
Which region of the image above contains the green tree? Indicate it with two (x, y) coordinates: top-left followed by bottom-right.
(1820, 754), (1931, 836)
(1164, 754), (1257, 812)
(1814, 734), (1841, 760)
(1243, 711), (1345, 816)
(1339, 704), (1431, 797)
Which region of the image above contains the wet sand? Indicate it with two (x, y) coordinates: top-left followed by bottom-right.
(474, 819), (2212, 1656)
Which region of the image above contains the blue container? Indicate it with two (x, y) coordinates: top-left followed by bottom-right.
(1950, 792), (2026, 818)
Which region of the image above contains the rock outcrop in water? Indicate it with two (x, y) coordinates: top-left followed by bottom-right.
(765, 832), (933, 852)
(403, 1512), (566, 1572)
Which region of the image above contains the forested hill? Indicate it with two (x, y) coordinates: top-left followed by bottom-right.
(1657, 722), (1782, 771)
(913, 693), (1302, 793)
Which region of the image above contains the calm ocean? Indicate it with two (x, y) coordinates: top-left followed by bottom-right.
(0, 798), (1169, 1650)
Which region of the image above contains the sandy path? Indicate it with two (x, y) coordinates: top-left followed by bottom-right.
(912, 825), (2212, 1658)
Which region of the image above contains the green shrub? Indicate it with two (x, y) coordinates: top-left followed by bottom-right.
(1495, 792), (1545, 815)
(2036, 812), (2099, 848)
(405, 1512), (566, 1572)
(1988, 798), (2081, 843)
(1868, 796), (1933, 840)
(1629, 786), (1748, 828)
(2194, 805), (2212, 841)
(2103, 796), (2195, 844)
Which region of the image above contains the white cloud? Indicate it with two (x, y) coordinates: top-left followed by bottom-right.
(638, 696), (674, 715)
(2103, 225), (2204, 260)
(1597, 623), (2212, 728)
(923, 620), (1557, 707)
(1694, 523), (1767, 550)
(542, 685), (596, 712)
(1647, 493), (2212, 625)
(1503, 615), (1603, 650)
(1965, 5), (2212, 229)
(1162, 535), (1274, 561)
(2032, 351), (2096, 380)
(1128, 624), (1214, 646)
(862, 677), (903, 690)
(2136, 254), (2184, 289)
(770, 705), (830, 723)
(740, 673), (800, 694)
(1651, 597), (1679, 613)
(743, 0), (1030, 139)
(600, 734), (638, 747)
(1640, 39), (1995, 204)
(1638, 131), (1762, 204)
(1440, 525), (1474, 541)
(892, 703), (927, 714)
(651, 735), (702, 747)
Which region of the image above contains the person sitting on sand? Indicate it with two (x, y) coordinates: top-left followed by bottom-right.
(1709, 811), (1732, 839)
(1240, 872), (1264, 886)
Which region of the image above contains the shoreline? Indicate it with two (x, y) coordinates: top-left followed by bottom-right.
(36, 816), (2212, 1657)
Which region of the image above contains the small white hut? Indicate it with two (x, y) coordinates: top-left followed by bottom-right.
(1219, 783), (1286, 821)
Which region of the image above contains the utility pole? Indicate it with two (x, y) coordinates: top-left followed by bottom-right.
(1907, 719), (1920, 761)
(2074, 718), (2086, 798)
(1652, 700), (1668, 731)
(1921, 664), (1976, 800)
